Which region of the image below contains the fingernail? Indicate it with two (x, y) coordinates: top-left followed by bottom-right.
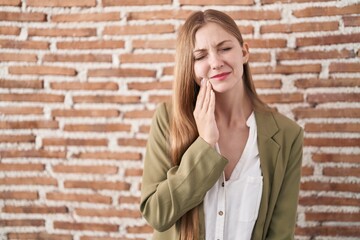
(201, 79), (205, 85)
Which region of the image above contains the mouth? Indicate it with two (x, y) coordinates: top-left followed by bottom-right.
(210, 72), (231, 80)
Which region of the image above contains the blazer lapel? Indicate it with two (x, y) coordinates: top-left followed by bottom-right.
(252, 110), (280, 240)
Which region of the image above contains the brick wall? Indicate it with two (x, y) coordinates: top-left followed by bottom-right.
(0, 0), (359, 239)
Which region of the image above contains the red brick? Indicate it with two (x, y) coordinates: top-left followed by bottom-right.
(323, 167), (360, 177)
(121, 53), (174, 63)
(42, 138), (108, 146)
(262, 0), (332, 4)
(28, 28), (96, 37)
(128, 81), (173, 91)
(0, 219), (44, 227)
(261, 21), (338, 33)
(75, 208), (142, 218)
(253, 64), (321, 74)
(88, 68), (156, 78)
(260, 93), (304, 103)
(119, 196), (141, 204)
(57, 40), (124, 49)
(7, 232), (72, 240)
(125, 168), (143, 177)
(0, 149), (66, 159)
(0, 53), (37, 62)
(73, 95), (140, 104)
(50, 81), (117, 90)
(277, 50), (354, 60)
(133, 39), (175, 49)
(64, 180), (130, 191)
(0, 191), (38, 200)
(0, 177), (57, 186)
(343, 16), (360, 27)
(296, 226), (359, 237)
(304, 138), (359, 147)
(297, 33), (360, 47)
(247, 38), (287, 48)
(329, 63), (360, 73)
(52, 109), (119, 117)
(293, 4), (360, 18)
(312, 153), (359, 164)
(0, 93), (64, 102)
(0, 79), (42, 88)
(128, 10), (193, 20)
(53, 164), (118, 174)
(27, 0), (96, 7)
(180, 0), (253, 5)
(118, 138), (147, 147)
(295, 78), (360, 88)
(9, 66), (76, 76)
(0, 120), (58, 129)
(104, 24), (174, 35)
(301, 166), (314, 176)
(0, 11), (46, 21)
(139, 125), (150, 134)
(305, 123), (360, 133)
(0, 0), (21, 6)
(0, 107), (43, 115)
(123, 109), (155, 119)
(293, 108), (360, 119)
(226, 10), (280, 20)
(3, 205), (68, 214)
(0, 39), (49, 49)
(64, 123), (130, 132)
(72, 151), (141, 161)
(103, 0), (170, 6)
(249, 53), (271, 62)
(301, 181), (360, 193)
(299, 196), (360, 207)
(0, 26), (21, 35)
(307, 93), (360, 103)
(54, 221), (118, 232)
(306, 212), (360, 222)
(0, 134), (35, 143)
(52, 12), (120, 22)
(47, 192), (111, 204)
(127, 225), (153, 234)
(253, 79), (282, 89)
(149, 95), (171, 103)
(0, 163), (44, 172)
(162, 66), (173, 76)
(44, 54), (112, 63)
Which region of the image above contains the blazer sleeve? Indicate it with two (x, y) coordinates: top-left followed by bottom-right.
(266, 127), (304, 240)
(140, 103), (228, 232)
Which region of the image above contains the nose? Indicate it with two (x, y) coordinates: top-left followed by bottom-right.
(209, 52), (224, 70)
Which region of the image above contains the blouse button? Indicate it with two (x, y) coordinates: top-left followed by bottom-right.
(221, 182), (224, 187)
(218, 211), (223, 216)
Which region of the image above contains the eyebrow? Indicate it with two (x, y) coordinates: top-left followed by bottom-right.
(193, 40), (232, 53)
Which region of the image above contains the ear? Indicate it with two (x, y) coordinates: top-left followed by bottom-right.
(242, 42), (250, 64)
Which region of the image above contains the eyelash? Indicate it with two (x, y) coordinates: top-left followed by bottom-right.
(194, 47), (232, 61)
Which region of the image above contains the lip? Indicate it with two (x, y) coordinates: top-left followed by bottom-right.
(210, 72), (231, 80)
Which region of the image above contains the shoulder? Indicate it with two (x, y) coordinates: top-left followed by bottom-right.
(272, 111), (302, 136)
(151, 101), (172, 135)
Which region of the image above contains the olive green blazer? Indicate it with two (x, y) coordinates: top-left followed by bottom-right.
(140, 102), (303, 240)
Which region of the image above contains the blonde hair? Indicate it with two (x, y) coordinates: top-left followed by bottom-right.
(170, 9), (269, 240)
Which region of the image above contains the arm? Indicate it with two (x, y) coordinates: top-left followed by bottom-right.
(266, 127), (304, 240)
(140, 103), (227, 232)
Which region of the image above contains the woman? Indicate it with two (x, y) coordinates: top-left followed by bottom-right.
(140, 9), (303, 240)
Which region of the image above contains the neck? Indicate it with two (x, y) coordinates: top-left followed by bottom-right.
(215, 83), (252, 128)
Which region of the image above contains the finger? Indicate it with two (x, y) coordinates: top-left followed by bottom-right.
(195, 78), (206, 111)
(203, 80), (211, 112)
(208, 89), (215, 114)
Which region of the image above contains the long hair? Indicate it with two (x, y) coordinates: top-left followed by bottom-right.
(170, 9), (269, 240)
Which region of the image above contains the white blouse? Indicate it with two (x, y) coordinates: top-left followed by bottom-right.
(204, 112), (263, 240)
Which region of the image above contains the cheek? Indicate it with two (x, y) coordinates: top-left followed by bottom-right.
(194, 62), (206, 81)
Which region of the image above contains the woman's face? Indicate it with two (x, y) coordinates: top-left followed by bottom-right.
(193, 22), (249, 93)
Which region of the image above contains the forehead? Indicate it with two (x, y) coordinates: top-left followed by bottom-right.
(194, 22), (236, 49)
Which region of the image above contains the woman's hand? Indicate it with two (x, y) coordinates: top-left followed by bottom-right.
(193, 79), (219, 147)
